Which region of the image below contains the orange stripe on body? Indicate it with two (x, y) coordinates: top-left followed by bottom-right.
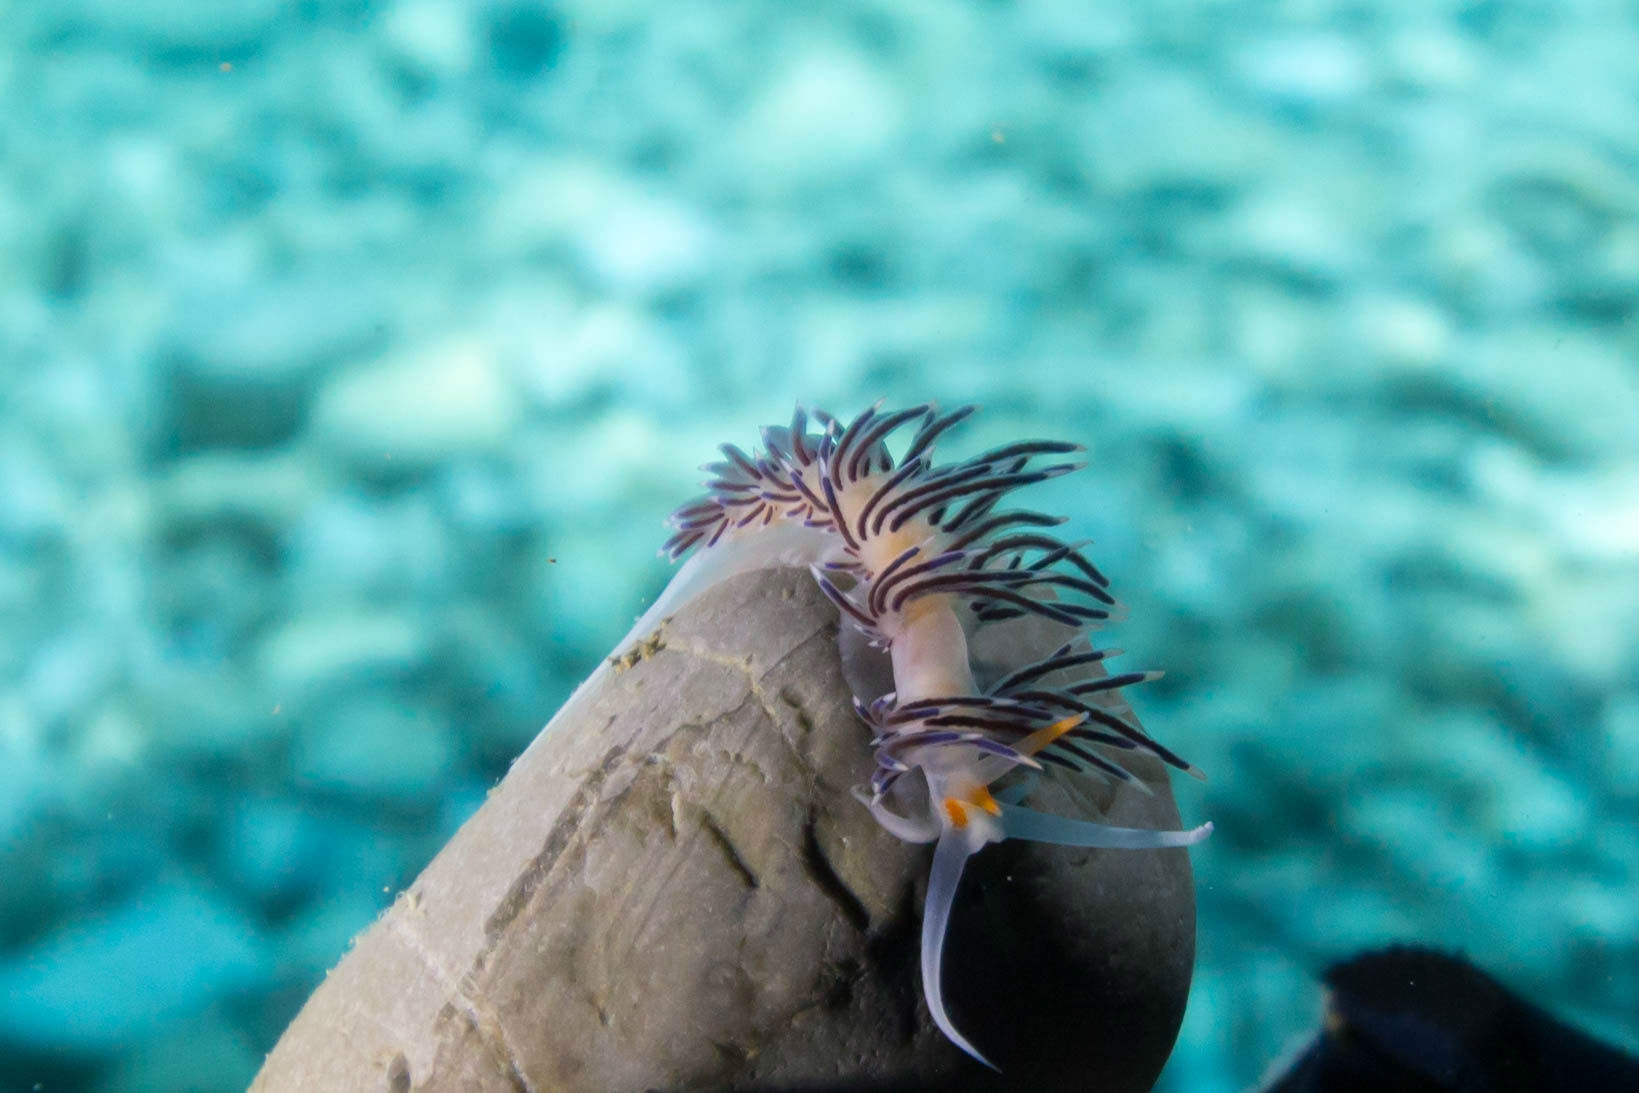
(1016, 713), (1088, 757)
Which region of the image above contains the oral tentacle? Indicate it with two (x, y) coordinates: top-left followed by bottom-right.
(999, 804), (1215, 849)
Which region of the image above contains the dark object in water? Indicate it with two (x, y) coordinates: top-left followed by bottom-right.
(1261, 946), (1639, 1093)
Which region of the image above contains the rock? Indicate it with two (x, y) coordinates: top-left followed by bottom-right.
(275, 887), (396, 981)
(257, 609), (430, 697)
(250, 567), (1198, 1092)
(1349, 292), (1456, 371)
(42, 0), (292, 56)
(0, 882), (271, 1049)
(167, 274), (388, 391)
(1600, 695), (1639, 800)
(481, 161), (715, 297)
(157, 449), (317, 535)
(734, 48), (905, 188)
(1220, 189), (1359, 287)
(0, 437), (70, 542)
(575, 189), (715, 297)
(1259, 947), (1639, 1093)
(382, 0), (477, 80)
(163, 273), (389, 452)
(97, 1010), (262, 1093)
(1233, 33), (1372, 105)
(291, 691), (455, 802)
(310, 338), (519, 474)
(214, 797), (332, 905)
(281, 494), (453, 602)
(1447, 329), (1639, 460)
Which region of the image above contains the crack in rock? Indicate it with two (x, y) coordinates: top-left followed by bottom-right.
(485, 744), (629, 944)
(389, 913), (539, 1093)
(800, 810), (871, 933)
(699, 810), (761, 890)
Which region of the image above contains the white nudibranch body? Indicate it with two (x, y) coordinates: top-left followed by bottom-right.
(639, 403), (1211, 1071)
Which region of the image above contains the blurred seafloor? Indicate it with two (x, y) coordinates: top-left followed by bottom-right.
(2, 1), (1637, 1090)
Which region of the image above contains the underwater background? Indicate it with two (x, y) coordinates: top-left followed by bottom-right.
(2, 0), (1637, 1089)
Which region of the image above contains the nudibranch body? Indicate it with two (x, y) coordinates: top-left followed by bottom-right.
(632, 403), (1211, 1070)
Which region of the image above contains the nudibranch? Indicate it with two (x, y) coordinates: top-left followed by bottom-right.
(625, 403), (1211, 1070)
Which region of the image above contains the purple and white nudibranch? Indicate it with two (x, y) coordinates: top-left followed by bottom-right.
(622, 403), (1211, 1070)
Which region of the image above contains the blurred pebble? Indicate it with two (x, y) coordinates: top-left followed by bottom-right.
(291, 692), (454, 801)
(93, 1009), (262, 1093)
(258, 609), (428, 699)
(0, 882), (271, 1048)
(214, 797), (330, 904)
(734, 47), (904, 188)
(311, 337), (519, 473)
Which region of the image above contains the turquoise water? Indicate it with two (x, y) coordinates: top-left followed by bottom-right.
(3, 1), (1637, 1089)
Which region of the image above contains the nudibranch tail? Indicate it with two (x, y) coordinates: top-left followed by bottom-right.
(646, 403), (1211, 1071)
(917, 802), (1213, 1071)
(924, 832), (1000, 1072)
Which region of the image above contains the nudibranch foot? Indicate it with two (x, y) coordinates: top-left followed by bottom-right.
(623, 519), (834, 652)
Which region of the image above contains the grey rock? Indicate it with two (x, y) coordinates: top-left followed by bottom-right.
(274, 886), (395, 982)
(251, 567), (1198, 1091)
